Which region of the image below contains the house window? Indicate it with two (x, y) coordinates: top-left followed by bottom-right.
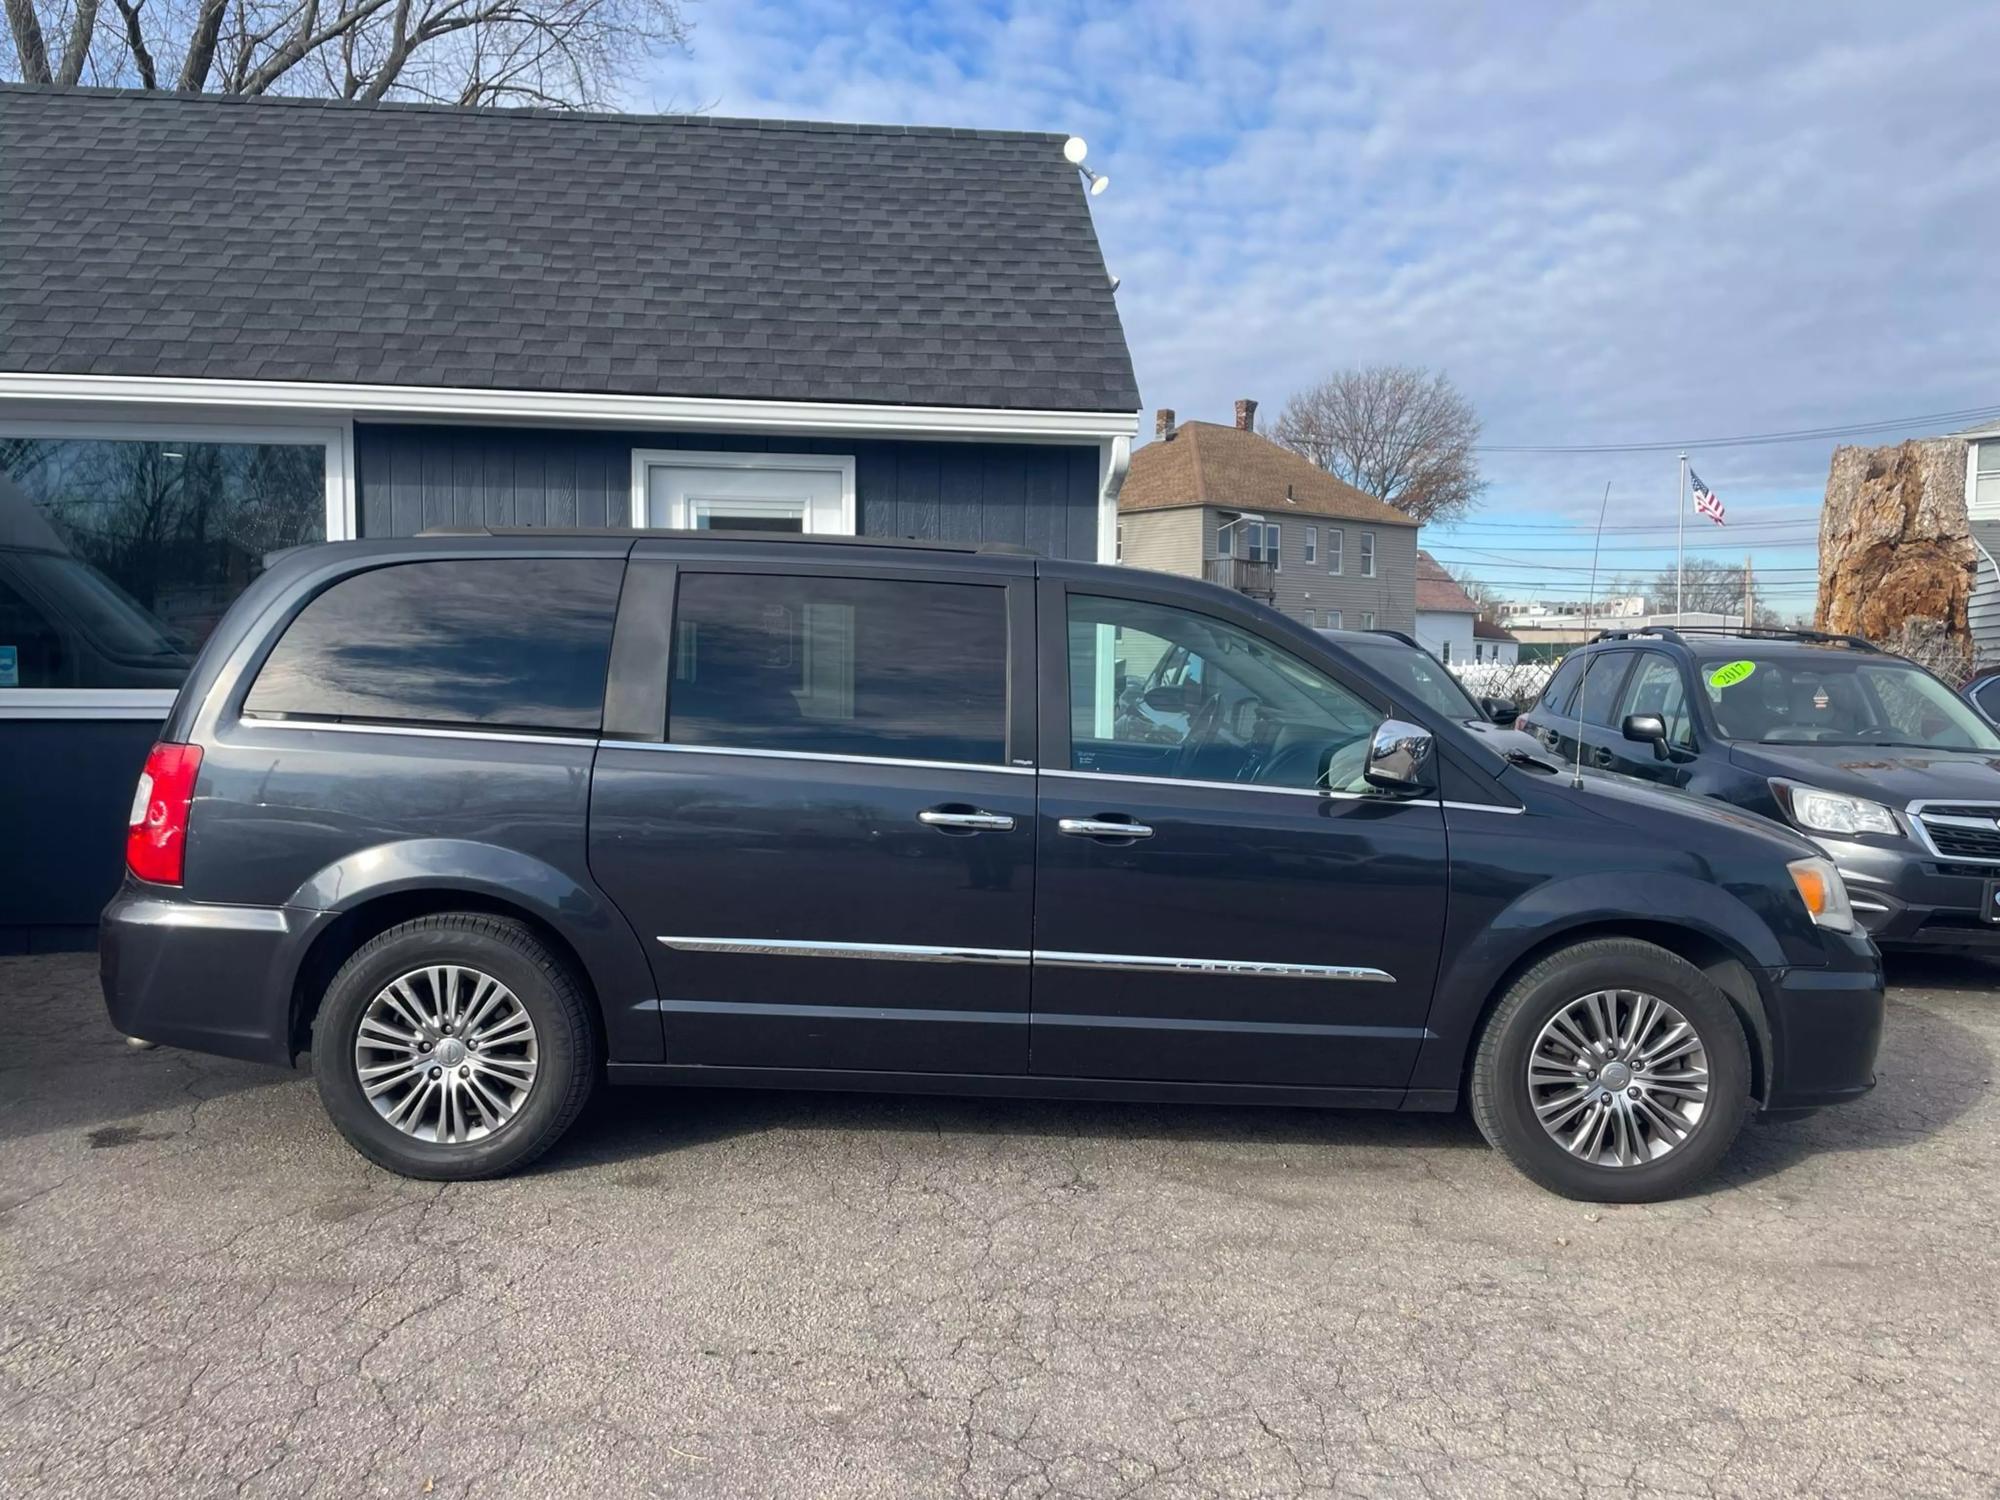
(1361, 612), (1376, 630)
(1440, 640), (1452, 664)
(1360, 531), (1377, 578)
(635, 450), (854, 534)
(1304, 527), (1317, 565)
(1326, 610), (1342, 629)
(1977, 441), (2000, 515)
(1116, 523), (1124, 563)
(1215, 514), (1236, 557)
(0, 426), (343, 710)
(1326, 529), (1343, 575)
(1245, 522), (1280, 569)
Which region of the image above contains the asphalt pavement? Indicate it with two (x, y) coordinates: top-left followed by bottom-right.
(2, 949), (1996, 1499)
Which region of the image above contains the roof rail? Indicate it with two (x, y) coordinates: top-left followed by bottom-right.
(1587, 624), (1879, 652)
(415, 526), (1041, 556)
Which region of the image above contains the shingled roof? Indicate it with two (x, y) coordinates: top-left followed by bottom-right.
(1119, 420), (1416, 526)
(0, 87), (1139, 413)
(1416, 550), (1482, 614)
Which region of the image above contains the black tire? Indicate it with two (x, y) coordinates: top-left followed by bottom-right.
(312, 914), (598, 1180)
(1469, 938), (1752, 1203)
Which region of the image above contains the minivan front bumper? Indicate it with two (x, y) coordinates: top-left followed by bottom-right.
(1759, 936), (1884, 1110)
(100, 891), (304, 1067)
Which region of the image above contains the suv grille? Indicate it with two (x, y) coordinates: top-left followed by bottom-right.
(1912, 803), (2000, 863)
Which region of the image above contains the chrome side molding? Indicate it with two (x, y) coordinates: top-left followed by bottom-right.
(1035, 951), (1394, 982)
(657, 935), (1392, 983)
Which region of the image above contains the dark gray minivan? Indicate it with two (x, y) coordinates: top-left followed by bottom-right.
(102, 532), (1884, 1201)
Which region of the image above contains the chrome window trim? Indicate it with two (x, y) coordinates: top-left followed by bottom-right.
(1907, 799), (2000, 866)
(1045, 767), (1439, 806)
(656, 936), (1393, 983)
(1439, 799), (1525, 815)
(1035, 950), (1394, 982)
(612, 741), (1032, 776)
(658, 936), (1031, 965)
(237, 716), (600, 749)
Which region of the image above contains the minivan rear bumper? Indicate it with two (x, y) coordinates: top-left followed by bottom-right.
(100, 891), (302, 1067)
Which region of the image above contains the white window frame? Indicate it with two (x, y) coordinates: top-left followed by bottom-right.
(1326, 609), (1342, 629)
(1304, 526), (1317, 566)
(1327, 528), (1343, 575)
(1361, 611), (1376, 630)
(1360, 531), (1377, 578)
(629, 449), (858, 534)
(0, 414), (353, 719)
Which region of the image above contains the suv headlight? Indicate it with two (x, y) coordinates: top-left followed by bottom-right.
(1772, 781), (1901, 838)
(1787, 856), (1856, 933)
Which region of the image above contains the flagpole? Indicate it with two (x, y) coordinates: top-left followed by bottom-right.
(1675, 451), (1688, 623)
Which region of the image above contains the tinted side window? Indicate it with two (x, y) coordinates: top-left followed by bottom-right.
(244, 559), (623, 732)
(668, 573), (1007, 765)
(1576, 652), (1634, 727)
(1617, 653), (1696, 748)
(1537, 654), (1586, 717)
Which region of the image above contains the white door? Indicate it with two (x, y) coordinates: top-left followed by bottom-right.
(637, 452), (855, 535)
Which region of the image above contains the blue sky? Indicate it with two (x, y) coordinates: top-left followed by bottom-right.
(639, 1), (2000, 618)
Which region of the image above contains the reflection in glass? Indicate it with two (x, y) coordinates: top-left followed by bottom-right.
(0, 437), (326, 689)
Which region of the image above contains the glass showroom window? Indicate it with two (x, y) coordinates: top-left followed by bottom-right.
(0, 431), (336, 697)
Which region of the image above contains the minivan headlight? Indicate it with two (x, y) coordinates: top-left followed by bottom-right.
(1788, 856), (1855, 933)
(1773, 782), (1900, 838)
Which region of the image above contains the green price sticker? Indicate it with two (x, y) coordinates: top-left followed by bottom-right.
(1708, 660), (1757, 689)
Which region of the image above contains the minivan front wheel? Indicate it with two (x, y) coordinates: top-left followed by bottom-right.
(1470, 939), (1752, 1203)
(313, 914), (597, 1180)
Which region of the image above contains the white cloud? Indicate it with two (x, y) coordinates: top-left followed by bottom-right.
(639, 0), (2000, 529)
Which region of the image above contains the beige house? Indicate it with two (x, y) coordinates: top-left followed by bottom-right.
(1117, 401), (1420, 632)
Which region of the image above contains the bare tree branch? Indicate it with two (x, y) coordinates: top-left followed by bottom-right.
(4, 0), (53, 82)
(3, 0), (689, 107)
(1272, 365), (1488, 527)
(111, 0), (157, 86)
(177, 0), (232, 89)
(54, 0), (96, 81)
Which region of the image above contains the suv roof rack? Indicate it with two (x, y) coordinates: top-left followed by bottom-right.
(415, 526), (1042, 556)
(1588, 624), (1880, 653)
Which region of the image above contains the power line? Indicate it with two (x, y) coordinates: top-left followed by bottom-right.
(1476, 401), (2000, 455)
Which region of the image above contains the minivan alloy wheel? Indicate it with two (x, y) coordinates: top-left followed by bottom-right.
(1528, 988), (1710, 1167)
(354, 965), (540, 1144)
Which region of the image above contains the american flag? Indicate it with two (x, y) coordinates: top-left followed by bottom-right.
(1691, 468), (1725, 525)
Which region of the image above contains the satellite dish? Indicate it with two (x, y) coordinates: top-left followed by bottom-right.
(1063, 136), (1088, 165)
(1089, 173), (1109, 196)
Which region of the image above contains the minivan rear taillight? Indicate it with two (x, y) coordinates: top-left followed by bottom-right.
(127, 743), (203, 885)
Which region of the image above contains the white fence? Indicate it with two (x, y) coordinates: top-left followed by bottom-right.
(1450, 659), (1557, 706)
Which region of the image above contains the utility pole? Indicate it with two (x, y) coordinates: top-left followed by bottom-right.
(1744, 553), (1754, 628)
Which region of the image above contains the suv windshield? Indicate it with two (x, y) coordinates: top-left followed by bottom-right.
(1343, 638), (1485, 719)
(1697, 651), (2000, 750)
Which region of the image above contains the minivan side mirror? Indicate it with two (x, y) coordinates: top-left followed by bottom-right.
(1480, 695), (1519, 726)
(1142, 684), (1188, 714)
(1363, 718), (1435, 793)
(1621, 713), (1669, 759)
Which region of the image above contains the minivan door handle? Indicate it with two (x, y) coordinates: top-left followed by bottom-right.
(1058, 816), (1155, 840)
(917, 808), (1017, 832)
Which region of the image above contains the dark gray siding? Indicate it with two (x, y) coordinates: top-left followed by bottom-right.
(355, 425), (1104, 559)
(0, 718), (159, 951)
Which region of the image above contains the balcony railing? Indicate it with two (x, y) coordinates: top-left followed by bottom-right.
(1204, 556), (1277, 601)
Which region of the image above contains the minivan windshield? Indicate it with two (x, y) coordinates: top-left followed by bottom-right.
(1697, 651), (2000, 750)
(1340, 637), (1486, 720)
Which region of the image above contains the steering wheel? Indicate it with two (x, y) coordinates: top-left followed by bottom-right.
(1175, 690), (1227, 777)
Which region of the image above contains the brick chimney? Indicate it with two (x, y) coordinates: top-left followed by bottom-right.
(1155, 408), (1177, 441)
(1234, 398), (1258, 431)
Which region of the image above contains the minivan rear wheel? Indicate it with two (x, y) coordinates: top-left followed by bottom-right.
(1469, 938), (1752, 1203)
(312, 914), (597, 1180)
